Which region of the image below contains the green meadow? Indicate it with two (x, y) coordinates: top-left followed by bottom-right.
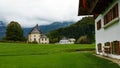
(0, 43), (119, 68)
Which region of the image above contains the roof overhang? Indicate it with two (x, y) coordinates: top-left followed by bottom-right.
(78, 0), (114, 16)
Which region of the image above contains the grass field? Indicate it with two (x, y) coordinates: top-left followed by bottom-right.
(0, 43), (119, 68)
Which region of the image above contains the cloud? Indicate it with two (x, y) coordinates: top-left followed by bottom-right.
(0, 0), (82, 27)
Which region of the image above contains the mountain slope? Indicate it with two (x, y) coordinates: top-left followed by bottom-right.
(40, 21), (74, 34)
(47, 17), (95, 43)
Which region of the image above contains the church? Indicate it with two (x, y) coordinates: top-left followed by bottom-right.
(27, 24), (49, 44)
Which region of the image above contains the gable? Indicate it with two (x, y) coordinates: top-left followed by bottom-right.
(29, 24), (41, 34)
(31, 28), (40, 34)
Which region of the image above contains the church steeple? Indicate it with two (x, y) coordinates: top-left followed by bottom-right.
(29, 24), (41, 34)
(36, 24), (39, 29)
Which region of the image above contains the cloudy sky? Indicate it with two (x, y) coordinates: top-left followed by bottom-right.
(0, 0), (82, 27)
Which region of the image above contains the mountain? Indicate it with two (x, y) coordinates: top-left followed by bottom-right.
(0, 21), (6, 39)
(23, 21), (74, 37)
(47, 17), (95, 43)
(40, 21), (74, 34)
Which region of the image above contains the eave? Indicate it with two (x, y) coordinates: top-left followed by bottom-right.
(78, 0), (114, 16)
(92, 0), (114, 14)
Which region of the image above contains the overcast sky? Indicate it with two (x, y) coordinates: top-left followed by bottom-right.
(0, 0), (82, 27)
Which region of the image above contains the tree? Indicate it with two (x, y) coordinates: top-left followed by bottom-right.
(5, 21), (25, 41)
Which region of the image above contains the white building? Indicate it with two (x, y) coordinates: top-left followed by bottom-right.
(79, 0), (120, 59)
(69, 38), (76, 44)
(28, 24), (49, 44)
(59, 37), (75, 44)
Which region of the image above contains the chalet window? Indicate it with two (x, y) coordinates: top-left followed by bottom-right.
(98, 43), (102, 52)
(113, 4), (119, 19)
(97, 20), (101, 30)
(104, 42), (111, 54)
(104, 4), (119, 25)
(111, 41), (120, 55)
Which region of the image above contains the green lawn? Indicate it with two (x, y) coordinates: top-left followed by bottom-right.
(0, 43), (119, 68)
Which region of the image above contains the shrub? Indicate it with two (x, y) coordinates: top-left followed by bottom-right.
(77, 35), (91, 44)
(32, 41), (38, 44)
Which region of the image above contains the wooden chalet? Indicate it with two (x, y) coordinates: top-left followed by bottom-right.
(78, 0), (120, 59)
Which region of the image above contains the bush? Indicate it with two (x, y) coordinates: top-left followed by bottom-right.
(32, 41), (38, 44)
(77, 35), (91, 44)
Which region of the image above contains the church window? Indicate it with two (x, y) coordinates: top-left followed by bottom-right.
(42, 38), (44, 41)
(45, 38), (47, 41)
(34, 38), (36, 41)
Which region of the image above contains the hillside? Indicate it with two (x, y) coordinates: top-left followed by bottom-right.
(47, 17), (95, 43)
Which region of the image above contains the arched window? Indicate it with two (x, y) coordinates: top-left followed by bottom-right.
(34, 38), (36, 41)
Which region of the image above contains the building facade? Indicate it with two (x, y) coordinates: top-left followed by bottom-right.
(28, 24), (49, 44)
(79, 0), (120, 59)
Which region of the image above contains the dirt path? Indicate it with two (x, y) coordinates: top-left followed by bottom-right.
(95, 55), (120, 66)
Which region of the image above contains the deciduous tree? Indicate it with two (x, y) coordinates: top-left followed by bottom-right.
(5, 21), (25, 41)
